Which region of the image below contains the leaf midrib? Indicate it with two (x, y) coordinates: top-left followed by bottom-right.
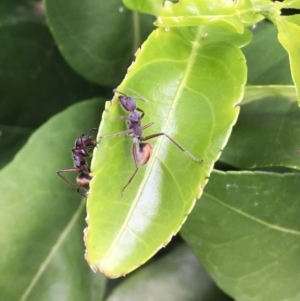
(101, 27), (203, 270)
(205, 191), (300, 235)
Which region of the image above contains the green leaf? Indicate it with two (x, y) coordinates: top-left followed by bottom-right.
(243, 21), (293, 85)
(276, 16), (300, 104)
(282, 0), (300, 9)
(181, 171), (300, 301)
(0, 99), (106, 300)
(242, 85), (296, 105)
(106, 244), (231, 301)
(85, 26), (247, 277)
(0, 21), (102, 167)
(0, 0), (44, 25)
(220, 95), (300, 170)
(123, 0), (163, 16)
(236, 0), (265, 26)
(154, 0), (245, 33)
(45, 0), (153, 87)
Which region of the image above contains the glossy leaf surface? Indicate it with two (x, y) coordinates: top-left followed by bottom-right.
(0, 99), (106, 301)
(155, 0), (245, 33)
(106, 244), (232, 301)
(181, 171), (300, 301)
(0, 21), (102, 168)
(45, 0), (153, 87)
(236, 0), (264, 26)
(242, 85), (296, 105)
(123, 0), (162, 16)
(86, 26), (247, 277)
(220, 96), (300, 170)
(243, 21), (292, 85)
(276, 15), (300, 103)
(282, 0), (300, 9)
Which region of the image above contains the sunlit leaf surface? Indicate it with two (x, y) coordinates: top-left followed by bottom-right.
(276, 15), (300, 104)
(281, 0), (300, 9)
(123, 0), (162, 16)
(181, 171), (300, 301)
(155, 0), (245, 33)
(86, 26), (247, 277)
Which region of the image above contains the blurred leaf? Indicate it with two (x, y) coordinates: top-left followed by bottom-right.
(236, 0), (265, 26)
(184, 25), (252, 47)
(0, 0), (44, 25)
(0, 21), (102, 167)
(45, 0), (154, 87)
(106, 244), (232, 301)
(220, 96), (300, 170)
(155, 0), (245, 33)
(0, 126), (33, 169)
(242, 85), (296, 105)
(85, 26), (247, 277)
(123, 0), (162, 16)
(276, 15), (300, 103)
(0, 98), (106, 301)
(243, 21), (293, 85)
(181, 171), (300, 301)
(282, 0), (300, 9)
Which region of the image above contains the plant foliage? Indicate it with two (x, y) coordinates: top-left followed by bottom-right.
(1, 0), (300, 300)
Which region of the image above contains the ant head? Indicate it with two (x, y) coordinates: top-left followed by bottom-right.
(119, 95), (137, 112)
(113, 88), (148, 112)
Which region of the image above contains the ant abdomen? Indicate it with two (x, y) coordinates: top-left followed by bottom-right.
(136, 143), (153, 166)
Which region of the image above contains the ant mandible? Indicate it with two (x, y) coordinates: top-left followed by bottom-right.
(100, 89), (203, 196)
(57, 128), (97, 197)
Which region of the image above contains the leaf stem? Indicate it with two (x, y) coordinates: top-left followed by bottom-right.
(132, 11), (140, 52)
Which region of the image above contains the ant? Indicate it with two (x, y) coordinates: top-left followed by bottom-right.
(100, 89), (203, 196)
(57, 128), (97, 197)
(112, 88), (148, 130)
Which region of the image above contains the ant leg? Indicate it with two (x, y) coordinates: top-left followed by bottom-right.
(121, 143), (140, 196)
(98, 128), (134, 139)
(76, 187), (88, 198)
(143, 133), (203, 162)
(99, 122), (153, 140)
(81, 128), (98, 136)
(136, 108), (145, 120)
(80, 127), (98, 145)
(57, 168), (81, 187)
(121, 142), (153, 196)
(98, 122), (155, 139)
(140, 122), (154, 131)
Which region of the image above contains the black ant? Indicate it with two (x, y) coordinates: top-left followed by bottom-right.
(57, 128), (97, 197)
(112, 88), (147, 130)
(100, 89), (203, 196)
